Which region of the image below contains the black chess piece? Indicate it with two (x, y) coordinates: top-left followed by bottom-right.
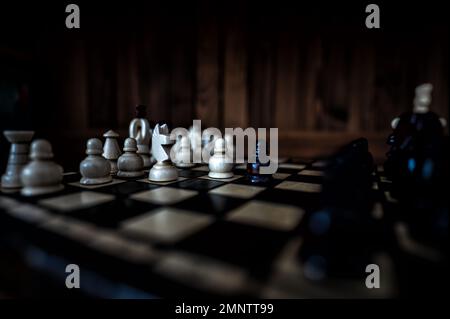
(246, 140), (273, 184)
(299, 138), (379, 280)
(384, 84), (448, 250)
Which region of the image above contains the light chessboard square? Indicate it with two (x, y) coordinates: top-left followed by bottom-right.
(39, 191), (115, 212)
(276, 181), (322, 193)
(273, 173), (291, 180)
(311, 160), (328, 168)
(138, 177), (187, 186)
(130, 187), (198, 205)
(298, 169), (324, 176)
(154, 251), (247, 293)
(121, 207), (213, 243)
(200, 174), (243, 182)
(68, 178), (126, 189)
(279, 163), (306, 170)
(226, 200), (304, 231)
(209, 184), (265, 199)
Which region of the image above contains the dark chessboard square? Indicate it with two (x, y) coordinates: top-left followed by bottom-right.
(63, 172), (81, 184)
(255, 188), (321, 211)
(231, 175), (283, 188)
(66, 198), (158, 228)
(172, 193), (247, 216)
(174, 221), (291, 277)
(173, 178), (225, 192)
(94, 181), (159, 197)
(178, 169), (208, 178)
(276, 168), (304, 174)
(4, 184), (80, 205)
(286, 174), (324, 184)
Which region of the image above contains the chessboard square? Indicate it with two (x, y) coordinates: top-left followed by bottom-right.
(139, 177), (187, 186)
(298, 169), (324, 176)
(276, 181), (322, 193)
(120, 207), (213, 243)
(226, 200), (304, 231)
(38, 191), (115, 212)
(94, 180), (159, 196)
(62, 172), (81, 183)
(273, 173), (291, 180)
(311, 160), (329, 168)
(209, 184), (265, 199)
(278, 163), (306, 170)
(175, 221), (290, 276)
(68, 178), (126, 189)
(173, 178), (225, 191)
(66, 198), (159, 228)
(130, 187), (198, 205)
(178, 169), (208, 178)
(173, 193), (247, 216)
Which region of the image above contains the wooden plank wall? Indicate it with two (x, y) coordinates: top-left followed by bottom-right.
(33, 3), (449, 164)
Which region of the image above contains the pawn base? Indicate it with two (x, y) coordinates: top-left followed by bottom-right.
(209, 171), (233, 179)
(21, 184), (64, 197)
(176, 162), (195, 168)
(80, 175), (112, 185)
(149, 162), (178, 182)
(1, 174), (22, 189)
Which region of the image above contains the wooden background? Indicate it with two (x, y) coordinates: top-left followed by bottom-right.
(0, 1), (448, 169)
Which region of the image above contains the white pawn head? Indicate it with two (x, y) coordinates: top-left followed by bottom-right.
(86, 138), (103, 155)
(30, 139), (53, 160)
(413, 83), (433, 114)
(180, 136), (190, 149)
(124, 138), (138, 152)
(214, 138), (225, 154)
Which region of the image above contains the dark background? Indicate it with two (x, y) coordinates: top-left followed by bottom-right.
(0, 0), (448, 171)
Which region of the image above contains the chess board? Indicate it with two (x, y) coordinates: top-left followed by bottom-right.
(0, 159), (445, 298)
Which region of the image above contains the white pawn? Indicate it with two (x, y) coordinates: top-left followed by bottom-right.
(103, 130), (121, 175)
(208, 138), (233, 179)
(149, 124), (178, 182)
(174, 136), (195, 168)
(117, 138), (144, 178)
(80, 138), (112, 185)
(21, 139), (64, 196)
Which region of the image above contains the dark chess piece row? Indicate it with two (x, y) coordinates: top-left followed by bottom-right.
(384, 83), (448, 249)
(298, 138), (378, 280)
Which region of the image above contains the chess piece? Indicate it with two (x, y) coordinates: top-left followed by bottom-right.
(117, 138), (144, 178)
(384, 83), (447, 199)
(80, 138), (112, 185)
(103, 130), (121, 175)
(246, 140), (272, 183)
(129, 105), (153, 169)
(1, 130), (34, 188)
(208, 138), (233, 179)
(174, 136), (195, 168)
(21, 139), (64, 196)
(149, 124), (178, 182)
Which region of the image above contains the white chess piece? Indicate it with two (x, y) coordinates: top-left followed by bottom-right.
(1, 130), (34, 189)
(103, 130), (121, 175)
(129, 108), (152, 169)
(208, 138), (233, 179)
(174, 136), (195, 168)
(392, 83), (447, 130)
(21, 139), (64, 196)
(80, 138), (112, 185)
(117, 138), (144, 178)
(149, 124), (178, 182)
